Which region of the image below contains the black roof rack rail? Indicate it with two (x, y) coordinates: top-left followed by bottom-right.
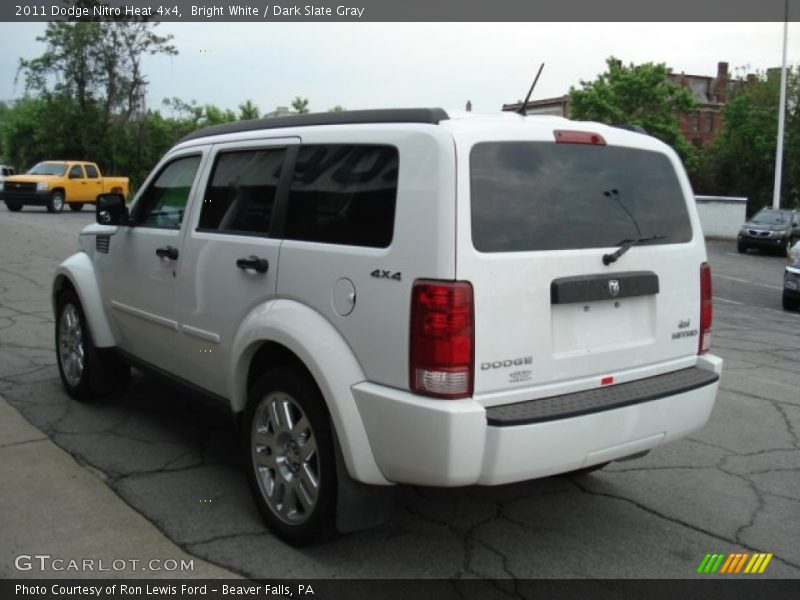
(179, 108), (450, 143)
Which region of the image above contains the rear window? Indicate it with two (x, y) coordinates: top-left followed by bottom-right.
(470, 142), (693, 253)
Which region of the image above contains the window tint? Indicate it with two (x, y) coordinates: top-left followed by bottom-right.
(69, 165), (84, 179)
(85, 164), (99, 178)
(470, 143), (693, 253)
(285, 145), (398, 248)
(198, 148), (285, 234)
(751, 210), (788, 225)
(135, 155), (201, 228)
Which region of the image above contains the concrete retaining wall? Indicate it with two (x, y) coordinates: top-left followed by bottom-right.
(695, 195), (747, 239)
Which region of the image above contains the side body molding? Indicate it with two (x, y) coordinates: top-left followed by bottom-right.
(229, 299), (391, 486)
(52, 252), (116, 348)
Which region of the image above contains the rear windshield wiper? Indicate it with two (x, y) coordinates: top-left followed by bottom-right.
(603, 235), (664, 266)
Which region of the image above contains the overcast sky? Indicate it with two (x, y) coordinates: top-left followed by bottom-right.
(1, 22), (797, 114)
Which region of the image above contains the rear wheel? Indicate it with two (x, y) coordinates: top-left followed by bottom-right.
(5, 201), (22, 212)
(69, 202), (84, 212)
(55, 289), (130, 401)
(244, 367), (336, 545)
(565, 461), (611, 476)
(48, 191), (65, 213)
(783, 293), (800, 312)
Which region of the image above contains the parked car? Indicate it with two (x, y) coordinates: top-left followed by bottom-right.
(737, 208), (798, 254)
(784, 241), (800, 311)
(52, 109), (723, 544)
(0, 160), (128, 213)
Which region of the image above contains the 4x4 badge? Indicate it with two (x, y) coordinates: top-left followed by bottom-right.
(608, 279), (620, 297)
(370, 269), (402, 281)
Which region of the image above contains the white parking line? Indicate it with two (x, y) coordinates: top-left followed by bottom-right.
(713, 274), (783, 291)
(713, 296), (744, 305)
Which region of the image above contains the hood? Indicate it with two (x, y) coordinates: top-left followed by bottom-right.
(3, 173), (58, 182)
(743, 220), (789, 232)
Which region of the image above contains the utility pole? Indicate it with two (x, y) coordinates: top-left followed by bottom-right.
(772, 0), (789, 209)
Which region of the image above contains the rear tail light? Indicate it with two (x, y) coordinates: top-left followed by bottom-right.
(410, 280), (474, 399)
(699, 262), (713, 354)
(554, 130), (607, 146)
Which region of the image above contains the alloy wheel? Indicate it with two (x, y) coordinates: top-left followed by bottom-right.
(251, 391), (320, 525)
(58, 303), (85, 386)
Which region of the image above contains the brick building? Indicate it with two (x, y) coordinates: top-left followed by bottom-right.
(668, 62), (735, 147)
(502, 61), (744, 147)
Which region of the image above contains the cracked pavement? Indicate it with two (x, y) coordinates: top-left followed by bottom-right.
(0, 205), (798, 580)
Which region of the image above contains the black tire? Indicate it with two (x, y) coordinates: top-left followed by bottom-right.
(69, 202), (84, 212)
(783, 293), (800, 312)
(564, 461), (611, 476)
(737, 243), (747, 254)
(244, 367), (336, 545)
(55, 288), (130, 401)
(48, 190), (65, 213)
(5, 201), (22, 212)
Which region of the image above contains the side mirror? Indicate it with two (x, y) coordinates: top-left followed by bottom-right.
(96, 193), (128, 226)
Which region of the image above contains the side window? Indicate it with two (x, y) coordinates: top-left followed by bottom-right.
(85, 164), (99, 178)
(198, 148), (285, 234)
(135, 155), (201, 229)
(285, 144), (398, 248)
(69, 165), (84, 179)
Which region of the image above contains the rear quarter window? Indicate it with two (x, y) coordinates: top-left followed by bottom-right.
(470, 142), (693, 253)
(285, 144), (399, 248)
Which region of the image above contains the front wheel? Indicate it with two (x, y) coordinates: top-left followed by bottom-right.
(69, 202), (84, 212)
(48, 191), (65, 213)
(783, 293), (800, 312)
(244, 367), (336, 545)
(55, 289), (130, 400)
(5, 201), (22, 212)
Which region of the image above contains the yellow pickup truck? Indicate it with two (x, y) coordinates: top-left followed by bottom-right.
(0, 161), (129, 213)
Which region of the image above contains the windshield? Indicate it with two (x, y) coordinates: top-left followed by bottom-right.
(28, 162), (67, 176)
(751, 210), (788, 225)
(470, 143), (693, 252)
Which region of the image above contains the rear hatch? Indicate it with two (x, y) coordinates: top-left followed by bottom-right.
(452, 120), (706, 403)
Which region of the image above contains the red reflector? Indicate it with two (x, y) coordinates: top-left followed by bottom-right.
(554, 129), (607, 146)
(410, 280), (474, 399)
(699, 262), (713, 354)
(601, 376), (614, 386)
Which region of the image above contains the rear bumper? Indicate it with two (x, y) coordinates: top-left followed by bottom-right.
(353, 355), (722, 486)
(2, 190), (51, 206)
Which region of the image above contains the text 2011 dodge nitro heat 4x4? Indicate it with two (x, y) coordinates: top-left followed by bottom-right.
(52, 109), (722, 544)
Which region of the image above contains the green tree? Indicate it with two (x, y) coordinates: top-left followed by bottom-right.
(15, 7), (176, 173)
(238, 100), (261, 120)
(328, 105), (345, 112)
(291, 96), (310, 114)
(700, 67), (800, 212)
(570, 57), (697, 164)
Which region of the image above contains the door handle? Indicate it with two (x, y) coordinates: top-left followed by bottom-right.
(155, 246), (179, 260)
(236, 255), (269, 273)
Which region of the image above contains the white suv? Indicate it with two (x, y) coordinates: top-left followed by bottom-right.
(52, 109), (722, 544)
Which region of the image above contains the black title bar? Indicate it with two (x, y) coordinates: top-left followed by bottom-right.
(2, 0), (800, 22)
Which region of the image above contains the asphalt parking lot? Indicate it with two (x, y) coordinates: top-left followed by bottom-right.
(0, 204), (798, 580)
